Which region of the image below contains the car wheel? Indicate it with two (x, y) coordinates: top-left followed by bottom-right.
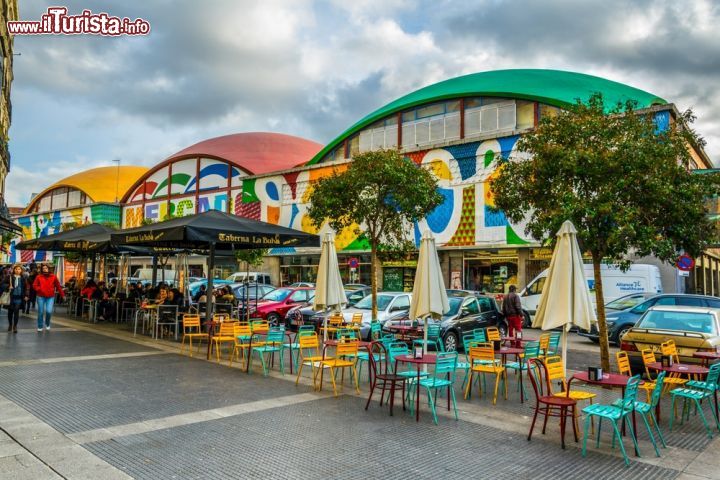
(267, 313), (281, 327)
(613, 325), (632, 345)
(443, 331), (459, 352)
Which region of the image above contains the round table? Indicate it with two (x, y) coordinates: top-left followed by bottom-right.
(693, 351), (720, 367)
(496, 346), (526, 402)
(394, 353), (437, 422)
(647, 361), (708, 379)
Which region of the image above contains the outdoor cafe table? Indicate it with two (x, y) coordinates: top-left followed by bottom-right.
(394, 353), (437, 422)
(496, 346), (526, 402)
(693, 351), (720, 367)
(501, 336), (526, 348)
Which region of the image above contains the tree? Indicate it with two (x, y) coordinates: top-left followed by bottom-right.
(307, 149), (443, 320)
(491, 93), (720, 371)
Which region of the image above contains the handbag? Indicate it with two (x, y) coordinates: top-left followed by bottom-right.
(0, 291), (10, 306)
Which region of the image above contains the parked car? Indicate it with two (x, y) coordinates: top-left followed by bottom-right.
(187, 279), (234, 298)
(247, 287), (315, 326)
(579, 293), (720, 345)
(384, 290), (507, 352)
(289, 282), (315, 288)
(342, 292), (412, 340)
(231, 283), (276, 315)
(621, 305), (720, 371)
(226, 272), (273, 285)
(286, 286), (372, 329)
(605, 292), (658, 313)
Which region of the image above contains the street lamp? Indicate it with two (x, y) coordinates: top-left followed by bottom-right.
(112, 158), (121, 202)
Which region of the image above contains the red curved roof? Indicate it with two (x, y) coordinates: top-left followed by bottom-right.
(168, 132), (322, 175)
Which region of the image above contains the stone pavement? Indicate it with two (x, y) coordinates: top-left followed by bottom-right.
(0, 312), (718, 479)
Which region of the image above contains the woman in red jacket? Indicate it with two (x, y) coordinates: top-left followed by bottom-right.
(32, 264), (65, 332)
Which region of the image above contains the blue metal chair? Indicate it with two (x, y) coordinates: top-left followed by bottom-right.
(408, 351), (459, 424)
(249, 326), (286, 376)
(670, 363), (720, 439)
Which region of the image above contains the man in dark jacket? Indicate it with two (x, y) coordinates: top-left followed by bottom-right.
(502, 285), (524, 337)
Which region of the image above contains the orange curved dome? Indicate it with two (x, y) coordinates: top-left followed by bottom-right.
(168, 132), (322, 175)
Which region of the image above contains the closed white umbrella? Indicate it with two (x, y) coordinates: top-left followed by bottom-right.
(314, 232), (347, 341)
(409, 230), (449, 355)
(54, 254), (65, 286)
(532, 220), (596, 374)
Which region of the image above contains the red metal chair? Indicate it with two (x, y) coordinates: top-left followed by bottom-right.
(364, 341), (407, 416)
(527, 358), (579, 449)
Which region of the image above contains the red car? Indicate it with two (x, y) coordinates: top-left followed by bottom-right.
(247, 287), (316, 326)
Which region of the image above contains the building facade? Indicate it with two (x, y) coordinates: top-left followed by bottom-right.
(0, 0), (18, 230)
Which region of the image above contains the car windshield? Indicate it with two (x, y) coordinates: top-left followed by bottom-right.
(353, 294), (393, 311)
(606, 295), (647, 311)
(637, 310), (717, 335)
(262, 288), (292, 302)
(446, 297), (463, 315)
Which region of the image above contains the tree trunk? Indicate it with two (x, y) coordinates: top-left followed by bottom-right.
(592, 253), (611, 372)
(370, 241), (378, 322)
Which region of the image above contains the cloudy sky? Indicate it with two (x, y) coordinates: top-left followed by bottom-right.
(6, 0), (720, 205)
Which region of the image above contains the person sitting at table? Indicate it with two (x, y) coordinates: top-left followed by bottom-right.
(108, 279), (118, 296)
(218, 286), (235, 305)
(97, 289), (116, 322)
(80, 280), (98, 300)
(166, 288), (185, 311)
(154, 286), (168, 305)
(192, 285), (206, 303)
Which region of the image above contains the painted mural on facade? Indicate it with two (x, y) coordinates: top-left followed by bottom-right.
(2, 204), (120, 263)
(120, 135), (534, 254)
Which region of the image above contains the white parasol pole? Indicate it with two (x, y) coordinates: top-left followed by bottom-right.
(322, 236), (330, 342)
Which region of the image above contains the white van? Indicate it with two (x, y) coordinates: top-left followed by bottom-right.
(520, 263), (663, 321)
(133, 268), (178, 285)
(226, 271), (273, 285)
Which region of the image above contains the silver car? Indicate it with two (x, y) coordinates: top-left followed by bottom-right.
(342, 292), (412, 339)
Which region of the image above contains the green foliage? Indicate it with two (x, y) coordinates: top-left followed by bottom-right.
(307, 149), (442, 247)
(307, 149), (442, 318)
(234, 248), (269, 268)
(492, 93), (720, 370)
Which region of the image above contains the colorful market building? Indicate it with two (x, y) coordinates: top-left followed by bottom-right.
(8, 165), (148, 263)
(117, 69), (717, 294)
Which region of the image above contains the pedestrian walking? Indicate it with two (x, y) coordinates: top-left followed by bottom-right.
(1, 264), (29, 333)
(33, 264), (64, 332)
(502, 284), (524, 337)
(24, 267), (38, 314)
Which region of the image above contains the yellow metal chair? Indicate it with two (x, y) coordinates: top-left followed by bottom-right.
(538, 333), (551, 358)
(210, 321), (238, 362)
(250, 319), (269, 335)
(229, 323), (253, 368)
(348, 313), (363, 334)
(617, 351), (654, 402)
(323, 313), (345, 337)
(295, 332), (327, 390)
(319, 340), (360, 396)
(486, 327), (501, 342)
(660, 340), (680, 364)
(642, 348), (687, 392)
(464, 343), (507, 405)
(179, 315), (208, 357)
(544, 355), (596, 433)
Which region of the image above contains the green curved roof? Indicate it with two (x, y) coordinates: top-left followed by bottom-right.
(307, 69), (667, 165)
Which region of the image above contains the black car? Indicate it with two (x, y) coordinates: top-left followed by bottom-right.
(384, 290), (507, 352)
(579, 293), (720, 345)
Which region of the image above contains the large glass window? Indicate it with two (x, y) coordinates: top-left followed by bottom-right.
(68, 189), (82, 207)
(466, 100), (516, 137)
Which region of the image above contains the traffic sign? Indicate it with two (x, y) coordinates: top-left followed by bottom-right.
(348, 258), (359, 268)
(676, 254), (695, 271)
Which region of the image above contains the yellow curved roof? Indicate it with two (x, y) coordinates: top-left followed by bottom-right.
(25, 166), (149, 213)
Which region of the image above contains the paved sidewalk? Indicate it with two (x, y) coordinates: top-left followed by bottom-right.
(0, 312), (717, 479)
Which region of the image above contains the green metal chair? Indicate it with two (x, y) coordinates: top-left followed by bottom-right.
(613, 371), (667, 457)
(504, 340), (540, 400)
(582, 375), (641, 467)
(413, 323), (444, 352)
(408, 351), (459, 424)
(249, 327), (286, 377)
(548, 332), (561, 355)
(472, 328), (487, 343)
(669, 363), (720, 439)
